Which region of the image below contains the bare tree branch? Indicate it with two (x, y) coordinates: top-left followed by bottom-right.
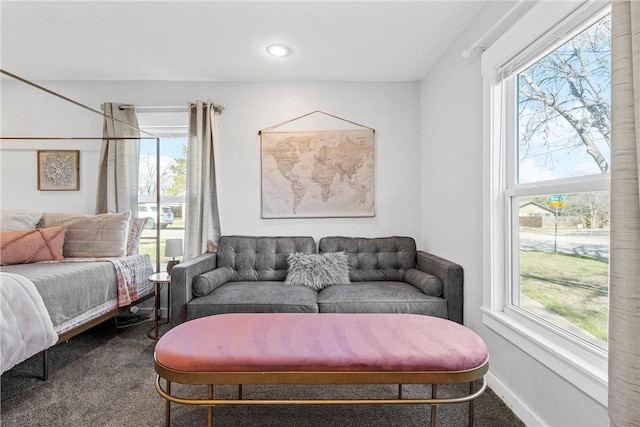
(521, 73), (609, 172)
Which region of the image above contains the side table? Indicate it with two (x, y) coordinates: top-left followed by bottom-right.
(148, 272), (171, 340)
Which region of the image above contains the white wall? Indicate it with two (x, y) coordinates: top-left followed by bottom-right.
(1, 80), (421, 243)
(419, 2), (608, 426)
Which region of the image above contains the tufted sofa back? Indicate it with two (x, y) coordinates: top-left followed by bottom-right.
(216, 236), (316, 281)
(318, 236), (417, 282)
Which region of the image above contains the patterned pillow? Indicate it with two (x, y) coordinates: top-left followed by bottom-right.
(126, 218), (149, 256)
(0, 226), (65, 265)
(285, 252), (351, 290)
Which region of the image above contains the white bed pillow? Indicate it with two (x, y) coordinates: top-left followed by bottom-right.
(0, 210), (43, 231)
(39, 211), (131, 258)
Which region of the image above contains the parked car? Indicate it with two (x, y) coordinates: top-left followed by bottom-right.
(137, 203), (174, 229)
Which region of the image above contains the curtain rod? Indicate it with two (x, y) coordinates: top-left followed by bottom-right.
(461, 0), (527, 59)
(0, 69), (158, 138)
(121, 103), (226, 113)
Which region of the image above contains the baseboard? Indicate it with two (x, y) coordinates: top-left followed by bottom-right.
(487, 371), (545, 426)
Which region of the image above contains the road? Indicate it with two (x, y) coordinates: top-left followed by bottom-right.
(519, 231), (609, 258)
(142, 225), (184, 241)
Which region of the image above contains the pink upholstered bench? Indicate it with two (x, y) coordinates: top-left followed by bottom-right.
(154, 313), (489, 427)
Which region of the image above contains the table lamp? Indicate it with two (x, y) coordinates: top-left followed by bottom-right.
(165, 238), (183, 275)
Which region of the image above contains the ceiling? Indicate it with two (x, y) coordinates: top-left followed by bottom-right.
(1, 1), (488, 82)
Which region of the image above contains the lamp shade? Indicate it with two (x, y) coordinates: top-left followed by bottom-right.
(164, 239), (183, 258)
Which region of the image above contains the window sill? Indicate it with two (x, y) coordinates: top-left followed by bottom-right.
(481, 307), (608, 406)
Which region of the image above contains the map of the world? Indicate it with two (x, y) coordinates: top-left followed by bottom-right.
(261, 129), (374, 218)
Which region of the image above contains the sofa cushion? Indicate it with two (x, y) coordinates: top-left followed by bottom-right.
(285, 252), (350, 290)
(216, 236), (316, 281)
(404, 268), (443, 297)
(0, 210), (42, 231)
(317, 282), (448, 318)
(193, 267), (234, 297)
(319, 236), (417, 282)
(187, 281), (319, 319)
(39, 211), (131, 258)
(0, 226), (66, 265)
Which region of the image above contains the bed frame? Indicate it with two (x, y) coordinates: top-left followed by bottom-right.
(40, 292), (154, 380)
(0, 68), (163, 272)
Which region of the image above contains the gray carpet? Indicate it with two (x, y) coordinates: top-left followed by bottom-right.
(1, 319), (524, 427)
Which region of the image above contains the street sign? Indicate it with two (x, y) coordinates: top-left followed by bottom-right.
(548, 195), (566, 208)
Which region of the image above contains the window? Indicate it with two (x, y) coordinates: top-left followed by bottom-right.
(136, 110), (188, 271)
(483, 1), (610, 404)
(509, 12), (611, 349)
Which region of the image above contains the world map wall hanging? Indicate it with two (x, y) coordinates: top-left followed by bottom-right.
(260, 128), (375, 218)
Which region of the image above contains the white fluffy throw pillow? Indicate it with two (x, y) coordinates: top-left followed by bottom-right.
(285, 252), (350, 290)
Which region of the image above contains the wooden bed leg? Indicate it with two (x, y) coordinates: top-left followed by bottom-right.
(42, 349), (48, 381)
(431, 384), (437, 427)
(207, 384), (213, 427)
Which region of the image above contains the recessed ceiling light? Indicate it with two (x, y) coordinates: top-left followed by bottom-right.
(266, 44), (293, 57)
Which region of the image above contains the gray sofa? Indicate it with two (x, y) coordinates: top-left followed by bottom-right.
(170, 235), (464, 327)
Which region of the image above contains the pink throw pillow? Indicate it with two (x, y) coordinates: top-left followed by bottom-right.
(126, 217), (149, 256)
(0, 226), (65, 265)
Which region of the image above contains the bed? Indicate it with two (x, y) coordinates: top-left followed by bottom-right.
(0, 210), (154, 379)
(0, 70), (166, 379)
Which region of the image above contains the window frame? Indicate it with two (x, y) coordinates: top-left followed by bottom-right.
(482, 0), (611, 406)
(136, 108), (189, 271)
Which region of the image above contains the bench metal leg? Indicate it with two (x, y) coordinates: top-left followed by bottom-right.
(154, 375), (488, 427)
(398, 384), (402, 399)
(166, 381), (171, 427)
(208, 385), (213, 427)
(469, 382), (475, 426)
(431, 384), (437, 426)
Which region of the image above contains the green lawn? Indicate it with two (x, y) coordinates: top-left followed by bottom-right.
(139, 239), (160, 263)
(137, 217), (185, 265)
(519, 251), (609, 341)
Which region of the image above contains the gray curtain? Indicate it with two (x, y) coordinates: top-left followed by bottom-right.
(184, 100), (223, 259)
(96, 103), (140, 214)
(609, 1), (640, 426)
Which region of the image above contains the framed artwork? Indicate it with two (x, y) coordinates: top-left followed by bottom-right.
(261, 129), (374, 218)
(37, 150), (80, 191)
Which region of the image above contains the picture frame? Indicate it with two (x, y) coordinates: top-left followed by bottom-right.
(37, 150), (80, 191)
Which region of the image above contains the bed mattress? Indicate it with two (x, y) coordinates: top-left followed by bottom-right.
(1, 255), (153, 335)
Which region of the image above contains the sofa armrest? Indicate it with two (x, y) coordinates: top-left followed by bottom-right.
(416, 251), (464, 324)
(170, 253), (217, 327)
